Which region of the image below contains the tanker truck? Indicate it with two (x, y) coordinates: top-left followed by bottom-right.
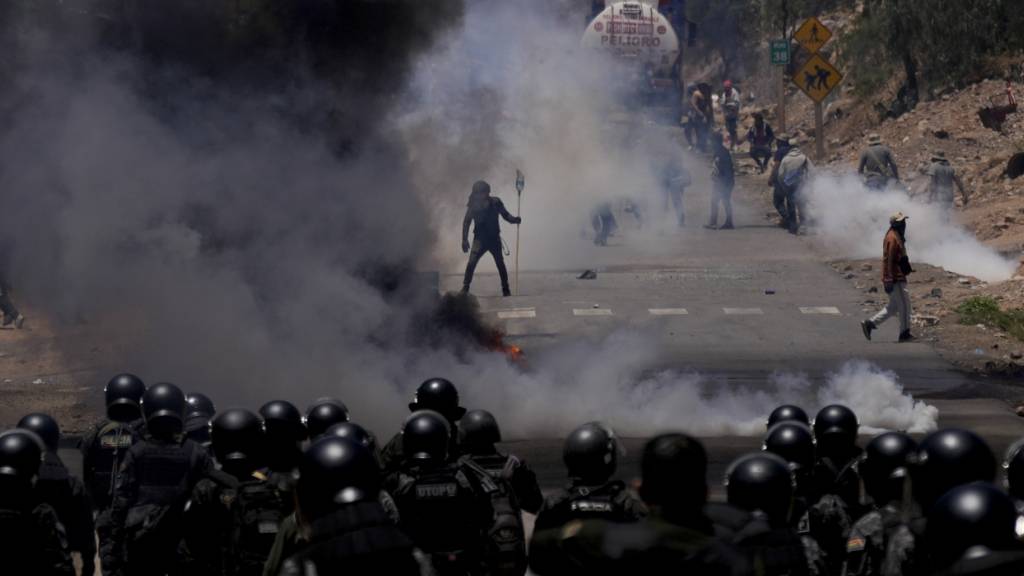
(581, 0), (691, 108)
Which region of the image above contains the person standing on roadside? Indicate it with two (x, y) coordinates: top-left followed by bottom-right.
(862, 212), (915, 342)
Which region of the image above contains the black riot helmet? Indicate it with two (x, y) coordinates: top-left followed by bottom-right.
(916, 428), (996, 509)
(104, 373), (146, 423)
(563, 422), (622, 484)
(813, 404), (859, 457)
(15, 413), (60, 453)
(260, 400), (308, 443)
(408, 378), (466, 422)
(0, 429), (44, 485)
(763, 421), (815, 471)
(458, 409), (501, 454)
(861, 432), (917, 506)
(185, 393), (216, 420)
(766, 404), (810, 430)
(926, 482), (1022, 571)
(296, 436), (382, 522)
(725, 452), (795, 525)
(326, 422), (377, 453)
(402, 410), (451, 463)
(141, 382), (187, 439)
(639, 433), (708, 518)
(304, 398), (350, 440)
(210, 409), (264, 471)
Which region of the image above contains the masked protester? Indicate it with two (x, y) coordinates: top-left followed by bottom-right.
(461, 180), (521, 297)
(861, 212), (914, 343)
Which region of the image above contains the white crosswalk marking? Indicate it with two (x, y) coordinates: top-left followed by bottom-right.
(649, 308), (689, 316)
(723, 308), (764, 315)
(573, 308), (614, 317)
(497, 308), (537, 319)
(799, 306), (841, 315)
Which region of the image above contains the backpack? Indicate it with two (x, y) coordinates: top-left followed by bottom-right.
(228, 473), (286, 575)
(459, 457), (527, 576)
(782, 155), (809, 191)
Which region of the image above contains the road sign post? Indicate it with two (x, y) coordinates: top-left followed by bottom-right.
(771, 39), (789, 133)
(791, 18), (841, 162)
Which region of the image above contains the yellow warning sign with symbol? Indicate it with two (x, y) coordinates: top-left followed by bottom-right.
(794, 17), (832, 54)
(792, 53), (843, 103)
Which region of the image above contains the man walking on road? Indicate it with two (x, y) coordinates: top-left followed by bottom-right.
(858, 134), (900, 190)
(462, 180), (521, 297)
(745, 112), (774, 173)
(862, 212), (915, 342)
(721, 80), (741, 150)
(777, 135), (813, 234)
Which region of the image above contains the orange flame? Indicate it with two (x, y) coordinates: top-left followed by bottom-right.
(488, 330), (524, 363)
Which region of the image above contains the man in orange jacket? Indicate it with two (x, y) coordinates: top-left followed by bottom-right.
(861, 212), (914, 342)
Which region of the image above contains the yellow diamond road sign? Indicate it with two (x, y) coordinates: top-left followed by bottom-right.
(794, 16), (832, 54)
(793, 53), (843, 103)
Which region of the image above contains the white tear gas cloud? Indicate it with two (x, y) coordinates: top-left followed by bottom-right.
(447, 331), (938, 438)
(804, 173), (1017, 282)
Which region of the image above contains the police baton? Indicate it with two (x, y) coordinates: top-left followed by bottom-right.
(514, 169), (525, 296)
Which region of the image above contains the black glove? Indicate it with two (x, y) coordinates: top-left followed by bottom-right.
(462, 240), (470, 254)
(884, 282), (894, 294)
(512, 217), (522, 225)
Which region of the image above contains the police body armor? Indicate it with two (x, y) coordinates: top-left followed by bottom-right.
(392, 462), (489, 574)
(84, 419), (140, 510)
(121, 439), (206, 566)
(0, 501), (73, 576)
(229, 472), (287, 575)
(460, 456), (527, 576)
(535, 481), (638, 532)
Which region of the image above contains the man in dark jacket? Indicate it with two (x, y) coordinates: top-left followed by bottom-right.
(705, 132), (735, 230)
(861, 212), (914, 342)
(461, 180), (521, 297)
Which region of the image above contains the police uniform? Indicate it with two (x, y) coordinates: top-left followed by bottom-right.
(0, 499), (75, 576)
(107, 435), (211, 575)
(80, 417), (143, 568)
(844, 505), (919, 576)
(186, 468), (287, 576)
(278, 501), (421, 576)
(707, 503), (824, 576)
(35, 450), (97, 576)
(386, 460), (493, 575)
(529, 512), (737, 576)
(533, 480), (647, 532)
(461, 451), (543, 515)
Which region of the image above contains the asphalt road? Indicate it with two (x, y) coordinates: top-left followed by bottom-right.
(440, 172), (1024, 497)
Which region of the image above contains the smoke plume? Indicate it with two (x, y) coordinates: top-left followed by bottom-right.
(804, 173), (1017, 282)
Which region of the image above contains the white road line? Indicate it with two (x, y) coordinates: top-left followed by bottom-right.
(799, 306), (841, 315)
(573, 308), (614, 317)
(723, 307), (764, 315)
(496, 308), (536, 319)
(649, 308), (689, 316)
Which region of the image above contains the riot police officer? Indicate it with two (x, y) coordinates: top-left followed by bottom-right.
(385, 410), (493, 576)
(80, 372), (147, 567)
(380, 377), (467, 474)
(0, 429), (74, 575)
(304, 397), (350, 440)
(531, 433), (737, 576)
(767, 404), (810, 430)
(459, 409), (543, 514)
(279, 436), (421, 576)
(1002, 438), (1024, 509)
(532, 422), (646, 532)
(809, 404), (863, 573)
(259, 400), (306, 493)
(915, 428), (997, 510)
(187, 408), (286, 576)
(843, 432), (918, 576)
(722, 452), (824, 576)
(925, 482), (1024, 575)
(184, 392), (216, 449)
(107, 382), (212, 576)
(763, 421), (816, 531)
(17, 413), (96, 576)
